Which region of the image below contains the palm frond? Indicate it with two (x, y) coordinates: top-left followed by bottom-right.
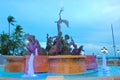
(7, 16), (15, 23)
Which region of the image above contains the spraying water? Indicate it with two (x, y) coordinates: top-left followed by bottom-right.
(23, 53), (36, 77)
(101, 47), (108, 70)
(102, 54), (107, 70)
(27, 53), (35, 76)
(35, 48), (38, 56)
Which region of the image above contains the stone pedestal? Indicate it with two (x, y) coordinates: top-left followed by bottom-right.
(5, 56), (48, 73)
(48, 55), (86, 74)
(4, 55), (98, 74)
(85, 56), (98, 70)
(5, 56), (25, 72)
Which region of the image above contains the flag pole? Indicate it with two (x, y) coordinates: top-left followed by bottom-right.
(111, 24), (116, 56)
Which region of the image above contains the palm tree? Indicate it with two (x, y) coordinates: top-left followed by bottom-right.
(11, 25), (24, 55)
(0, 32), (9, 55)
(14, 25), (23, 37)
(0, 25), (24, 55)
(7, 16), (16, 37)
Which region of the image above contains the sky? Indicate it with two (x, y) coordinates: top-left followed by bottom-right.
(0, 0), (120, 56)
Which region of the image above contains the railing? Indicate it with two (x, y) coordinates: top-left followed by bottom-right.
(97, 57), (120, 66)
(97, 57), (120, 60)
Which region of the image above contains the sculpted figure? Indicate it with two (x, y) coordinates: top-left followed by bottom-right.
(79, 45), (85, 55)
(70, 37), (79, 55)
(61, 34), (71, 55)
(48, 32), (63, 55)
(55, 8), (69, 33)
(46, 34), (53, 52)
(48, 8), (71, 55)
(24, 34), (46, 55)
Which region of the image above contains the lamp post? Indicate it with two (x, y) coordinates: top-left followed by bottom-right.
(117, 49), (120, 56)
(101, 47), (108, 70)
(101, 47), (108, 53)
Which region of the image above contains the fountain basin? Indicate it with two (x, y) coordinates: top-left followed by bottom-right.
(4, 56), (48, 73)
(4, 55), (98, 74)
(25, 55), (48, 73)
(0, 66), (120, 79)
(48, 55), (86, 74)
(4, 56), (25, 72)
(85, 56), (98, 70)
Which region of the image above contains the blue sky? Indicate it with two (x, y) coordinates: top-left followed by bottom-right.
(0, 0), (120, 56)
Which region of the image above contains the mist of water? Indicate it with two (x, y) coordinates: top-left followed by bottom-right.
(102, 54), (108, 70)
(28, 54), (34, 75)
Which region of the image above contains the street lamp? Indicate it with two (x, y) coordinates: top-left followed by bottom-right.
(101, 47), (108, 53)
(117, 49), (120, 56)
(101, 47), (108, 70)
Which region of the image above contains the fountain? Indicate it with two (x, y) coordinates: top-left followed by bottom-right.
(1, 9), (120, 80)
(24, 34), (36, 76)
(23, 35), (39, 77)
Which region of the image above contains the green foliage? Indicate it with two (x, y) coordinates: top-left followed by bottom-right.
(0, 25), (24, 55)
(0, 16), (24, 56)
(7, 16), (16, 25)
(7, 15), (16, 37)
(10, 25), (24, 55)
(0, 32), (9, 55)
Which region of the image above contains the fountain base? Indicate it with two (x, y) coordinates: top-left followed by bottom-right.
(4, 56), (25, 72)
(4, 55), (98, 74)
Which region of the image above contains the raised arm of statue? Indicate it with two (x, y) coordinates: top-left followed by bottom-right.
(59, 8), (63, 20)
(56, 8), (69, 34)
(70, 37), (77, 49)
